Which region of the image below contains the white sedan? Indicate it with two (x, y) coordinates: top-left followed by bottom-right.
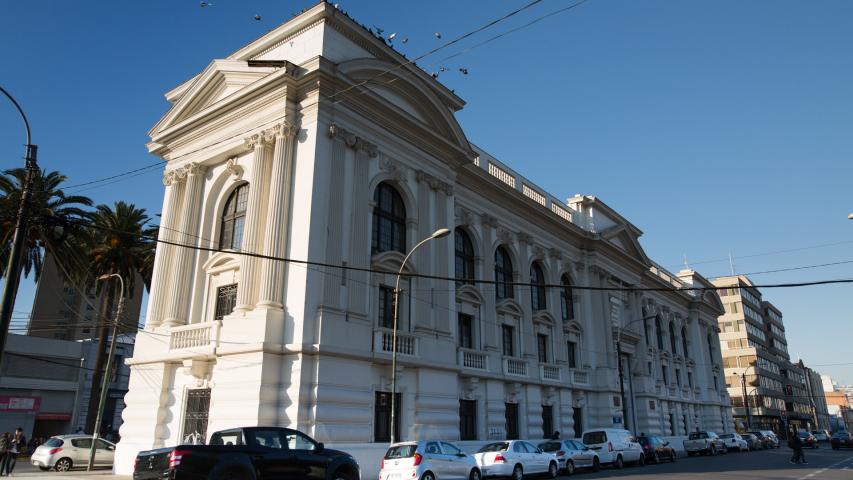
(719, 433), (749, 452)
(473, 440), (558, 480)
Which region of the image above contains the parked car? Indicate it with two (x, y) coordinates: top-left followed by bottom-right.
(473, 440), (558, 480)
(132, 427), (360, 480)
(29, 435), (115, 471)
(746, 431), (772, 449)
(381, 441), (480, 480)
(811, 430), (830, 442)
(636, 436), (676, 463)
(718, 433), (749, 452)
(797, 430), (819, 449)
(830, 431), (853, 450)
(759, 430), (781, 448)
(741, 433), (763, 451)
(537, 439), (601, 474)
(580, 429), (645, 469)
(683, 431), (726, 456)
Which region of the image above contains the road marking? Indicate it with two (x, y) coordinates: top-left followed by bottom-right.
(797, 455), (853, 480)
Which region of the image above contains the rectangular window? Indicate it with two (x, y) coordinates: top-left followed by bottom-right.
(648, 361), (653, 376)
(458, 314), (473, 349)
(572, 407), (583, 438)
(567, 341), (577, 369)
(542, 405), (553, 439)
(676, 368), (682, 387)
(214, 283), (238, 320)
(537, 334), (548, 363)
(669, 413), (675, 436)
(713, 375), (719, 391)
(505, 403), (519, 440)
(502, 325), (514, 357)
(459, 400), (477, 440)
(662, 365), (669, 384)
(374, 391), (401, 442)
(182, 389), (211, 444)
(688, 371), (694, 388)
(378, 286), (395, 329)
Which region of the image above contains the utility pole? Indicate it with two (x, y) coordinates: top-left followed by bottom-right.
(741, 372), (753, 430)
(88, 274), (125, 471)
(0, 86), (38, 366)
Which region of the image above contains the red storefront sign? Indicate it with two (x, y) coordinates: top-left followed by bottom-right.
(0, 395), (41, 411)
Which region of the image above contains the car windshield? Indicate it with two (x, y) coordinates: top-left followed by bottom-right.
(44, 438), (63, 447)
(719, 434), (734, 439)
(582, 432), (606, 444)
(538, 442), (562, 452)
(798, 431), (809, 437)
(689, 432), (708, 440)
(478, 442), (509, 453)
(385, 445), (417, 459)
(834, 433), (850, 438)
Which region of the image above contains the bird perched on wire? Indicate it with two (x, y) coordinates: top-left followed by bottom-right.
(402, 37), (409, 44)
(254, 14), (262, 21)
(434, 32), (442, 39)
(459, 67), (468, 75)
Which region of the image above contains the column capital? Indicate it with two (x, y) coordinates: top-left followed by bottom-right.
(244, 130), (274, 150)
(270, 121), (298, 139)
(163, 169), (180, 186)
(182, 162), (207, 177)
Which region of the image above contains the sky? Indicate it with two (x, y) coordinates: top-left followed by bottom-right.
(1, 1), (852, 384)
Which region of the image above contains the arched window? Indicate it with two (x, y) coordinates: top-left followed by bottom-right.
(454, 228), (475, 285)
(494, 247), (514, 300)
(655, 316), (664, 350)
(669, 321), (677, 353)
(219, 183), (249, 250)
(530, 263), (547, 311)
(372, 182), (406, 254)
(682, 326), (689, 356)
(560, 275), (574, 321)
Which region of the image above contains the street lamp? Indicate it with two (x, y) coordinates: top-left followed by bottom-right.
(0, 85), (38, 366)
(613, 314), (656, 432)
(740, 365), (757, 431)
(87, 273), (126, 471)
(390, 227), (450, 444)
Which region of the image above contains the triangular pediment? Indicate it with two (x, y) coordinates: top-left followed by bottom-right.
(150, 60), (277, 137)
(601, 225), (649, 265)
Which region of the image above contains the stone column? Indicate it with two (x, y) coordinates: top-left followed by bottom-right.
(146, 170), (184, 329)
(235, 131), (273, 312)
(163, 163), (206, 327)
(257, 122), (298, 310)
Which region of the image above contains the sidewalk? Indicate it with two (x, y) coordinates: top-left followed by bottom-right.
(11, 462), (130, 479)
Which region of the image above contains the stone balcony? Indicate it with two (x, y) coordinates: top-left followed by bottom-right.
(374, 328), (419, 357)
(458, 348), (488, 371)
(503, 357), (528, 377)
(168, 321), (220, 355)
(539, 364), (562, 383)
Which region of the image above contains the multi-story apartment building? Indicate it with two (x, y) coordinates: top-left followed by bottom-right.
(28, 254), (144, 340)
(714, 276), (815, 436)
(822, 375), (852, 431)
(114, 3), (730, 473)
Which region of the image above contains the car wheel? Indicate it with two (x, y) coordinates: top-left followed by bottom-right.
(614, 455), (624, 469)
(638, 454), (646, 467)
(548, 461), (558, 478)
(333, 468), (358, 480)
(709, 444), (716, 456)
(565, 460), (575, 476)
(422, 472), (436, 480)
(592, 457), (601, 472)
(469, 468), (481, 480)
(511, 464), (523, 480)
(55, 457), (73, 472)
(670, 451), (676, 462)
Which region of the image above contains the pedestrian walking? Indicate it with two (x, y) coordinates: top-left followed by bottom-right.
(789, 431), (806, 464)
(4, 428), (26, 476)
(0, 432), (10, 477)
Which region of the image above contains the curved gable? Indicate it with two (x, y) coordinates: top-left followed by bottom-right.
(338, 58), (470, 151)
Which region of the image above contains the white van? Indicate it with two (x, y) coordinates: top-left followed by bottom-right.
(580, 428), (644, 469)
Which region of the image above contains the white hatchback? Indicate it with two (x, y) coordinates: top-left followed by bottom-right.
(30, 435), (115, 471)
(472, 440), (558, 480)
(380, 440), (481, 480)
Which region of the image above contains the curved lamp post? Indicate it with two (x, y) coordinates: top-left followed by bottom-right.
(390, 228), (451, 444)
(739, 364), (758, 431)
(0, 86), (38, 365)
(88, 274), (126, 471)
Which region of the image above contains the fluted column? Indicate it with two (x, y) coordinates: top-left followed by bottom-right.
(235, 131), (273, 312)
(257, 122), (298, 310)
(163, 163), (206, 327)
(145, 170), (185, 329)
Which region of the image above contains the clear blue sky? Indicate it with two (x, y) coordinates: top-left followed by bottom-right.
(1, 1), (851, 384)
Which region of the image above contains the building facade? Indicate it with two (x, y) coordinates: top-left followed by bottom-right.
(822, 375), (852, 432)
(114, 2), (730, 473)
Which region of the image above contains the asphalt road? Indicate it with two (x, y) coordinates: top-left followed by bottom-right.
(557, 446), (853, 480)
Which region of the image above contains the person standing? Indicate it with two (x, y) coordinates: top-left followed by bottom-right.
(4, 428), (26, 476)
(0, 432), (10, 477)
(789, 431), (805, 464)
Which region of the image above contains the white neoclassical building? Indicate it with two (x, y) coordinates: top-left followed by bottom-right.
(115, 2), (731, 473)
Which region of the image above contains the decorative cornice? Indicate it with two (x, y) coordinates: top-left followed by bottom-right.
(548, 247), (563, 261)
(480, 213), (499, 228)
(225, 157), (244, 182)
(328, 123), (378, 158)
(516, 231), (533, 246)
(497, 228), (513, 245)
(416, 170), (453, 195)
(455, 206), (474, 226)
(379, 157), (407, 182)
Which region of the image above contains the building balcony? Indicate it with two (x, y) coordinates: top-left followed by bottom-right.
(374, 329), (419, 357)
(458, 348), (488, 371)
(539, 364), (562, 383)
(169, 321), (220, 353)
(503, 357), (528, 377)
(571, 369), (590, 386)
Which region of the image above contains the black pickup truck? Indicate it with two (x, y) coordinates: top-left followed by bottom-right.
(133, 426), (360, 480)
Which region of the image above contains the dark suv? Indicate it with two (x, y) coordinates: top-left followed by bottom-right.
(637, 436), (676, 463)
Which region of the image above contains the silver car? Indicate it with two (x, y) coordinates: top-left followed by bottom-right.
(29, 435), (116, 471)
(380, 440), (481, 480)
(538, 439), (601, 474)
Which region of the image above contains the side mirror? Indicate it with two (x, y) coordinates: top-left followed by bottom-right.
(663, 442), (669, 447)
(456, 452), (467, 458)
(316, 442), (324, 452)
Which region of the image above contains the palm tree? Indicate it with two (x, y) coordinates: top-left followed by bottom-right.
(84, 201), (155, 433)
(0, 167), (92, 280)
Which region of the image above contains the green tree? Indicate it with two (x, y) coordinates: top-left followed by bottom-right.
(0, 167), (92, 280)
(84, 201), (156, 433)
